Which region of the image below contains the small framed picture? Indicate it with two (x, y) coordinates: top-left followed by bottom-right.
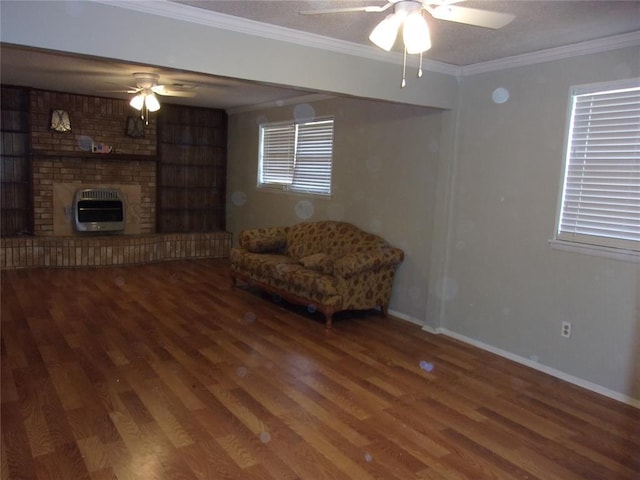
(50, 109), (71, 132)
(126, 116), (145, 138)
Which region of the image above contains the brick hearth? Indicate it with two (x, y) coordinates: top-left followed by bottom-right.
(1, 232), (231, 269)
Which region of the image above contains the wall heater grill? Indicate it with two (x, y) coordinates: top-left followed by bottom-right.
(73, 188), (125, 233)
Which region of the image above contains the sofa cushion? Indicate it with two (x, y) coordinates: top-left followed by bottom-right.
(298, 253), (334, 275)
(230, 250), (296, 277)
(230, 249), (339, 299)
(285, 221), (328, 259)
(324, 222), (391, 257)
(273, 263), (339, 298)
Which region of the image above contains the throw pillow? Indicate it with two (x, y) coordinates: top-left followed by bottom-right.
(240, 228), (288, 253)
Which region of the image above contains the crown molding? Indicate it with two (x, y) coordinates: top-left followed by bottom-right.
(94, 0), (460, 77)
(460, 30), (640, 76)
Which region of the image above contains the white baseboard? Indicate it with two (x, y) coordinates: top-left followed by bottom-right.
(387, 310), (639, 408)
(388, 309), (425, 327)
(435, 327), (640, 408)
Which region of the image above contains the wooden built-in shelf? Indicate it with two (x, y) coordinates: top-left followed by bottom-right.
(157, 104), (227, 233)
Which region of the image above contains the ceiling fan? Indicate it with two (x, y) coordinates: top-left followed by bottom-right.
(300, 0), (515, 31)
(126, 72), (196, 123)
(300, 0), (515, 86)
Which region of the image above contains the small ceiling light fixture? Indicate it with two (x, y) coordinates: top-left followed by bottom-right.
(130, 90), (160, 125)
(128, 73), (164, 125)
(368, 0), (431, 87)
(124, 72), (197, 124)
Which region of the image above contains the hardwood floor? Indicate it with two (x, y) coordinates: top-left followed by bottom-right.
(1, 259), (639, 479)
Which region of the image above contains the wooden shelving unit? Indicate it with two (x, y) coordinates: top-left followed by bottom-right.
(1, 86), (32, 236)
(157, 104), (227, 233)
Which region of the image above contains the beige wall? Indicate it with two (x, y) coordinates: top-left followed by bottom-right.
(438, 46), (639, 399)
(227, 97), (444, 320)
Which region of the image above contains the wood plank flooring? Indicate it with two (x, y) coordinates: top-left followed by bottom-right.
(1, 259), (639, 479)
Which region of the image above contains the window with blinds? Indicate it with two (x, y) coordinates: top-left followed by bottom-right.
(258, 118), (334, 196)
(555, 80), (640, 256)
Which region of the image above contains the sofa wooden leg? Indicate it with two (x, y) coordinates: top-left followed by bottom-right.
(380, 305), (388, 317)
(324, 311), (333, 329)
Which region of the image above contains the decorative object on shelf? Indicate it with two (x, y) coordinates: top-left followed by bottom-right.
(91, 143), (113, 154)
(50, 109), (71, 132)
(300, 0), (514, 87)
(126, 116), (145, 138)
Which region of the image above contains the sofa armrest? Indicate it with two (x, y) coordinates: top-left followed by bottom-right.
(333, 246), (404, 279)
(238, 226), (288, 253)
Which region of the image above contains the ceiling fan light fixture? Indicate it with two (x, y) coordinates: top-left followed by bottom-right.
(369, 13), (401, 51)
(129, 94), (144, 111)
(145, 93), (161, 112)
(300, 0), (516, 88)
(403, 11), (431, 54)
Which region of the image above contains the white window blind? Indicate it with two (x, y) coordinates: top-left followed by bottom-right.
(260, 124), (295, 186)
(259, 118), (334, 196)
(556, 82), (640, 253)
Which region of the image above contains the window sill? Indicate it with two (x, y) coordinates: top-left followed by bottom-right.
(548, 239), (640, 263)
(257, 185), (332, 199)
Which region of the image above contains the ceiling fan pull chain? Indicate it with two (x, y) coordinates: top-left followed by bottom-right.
(418, 52), (423, 78)
(401, 46), (407, 88)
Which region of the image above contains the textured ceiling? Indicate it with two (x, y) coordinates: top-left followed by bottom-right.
(174, 0), (640, 66)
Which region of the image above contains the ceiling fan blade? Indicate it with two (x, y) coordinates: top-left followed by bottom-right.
(159, 91), (198, 98)
(151, 84), (197, 97)
(431, 0), (466, 5)
(429, 5), (515, 29)
(99, 89), (135, 94)
(300, 3), (392, 15)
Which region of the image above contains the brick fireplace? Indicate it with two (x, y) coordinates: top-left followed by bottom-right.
(1, 89), (231, 269)
(40, 158), (154, 236)
(30, 90), (157, 236)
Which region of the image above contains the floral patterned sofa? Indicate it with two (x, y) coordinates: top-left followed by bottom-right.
(229, 220), (404, 328)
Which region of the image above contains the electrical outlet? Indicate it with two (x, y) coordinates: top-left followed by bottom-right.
(561, 321), (572, 338)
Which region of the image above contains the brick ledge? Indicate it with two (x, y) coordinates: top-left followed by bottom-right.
(1, 232), (232, 269)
